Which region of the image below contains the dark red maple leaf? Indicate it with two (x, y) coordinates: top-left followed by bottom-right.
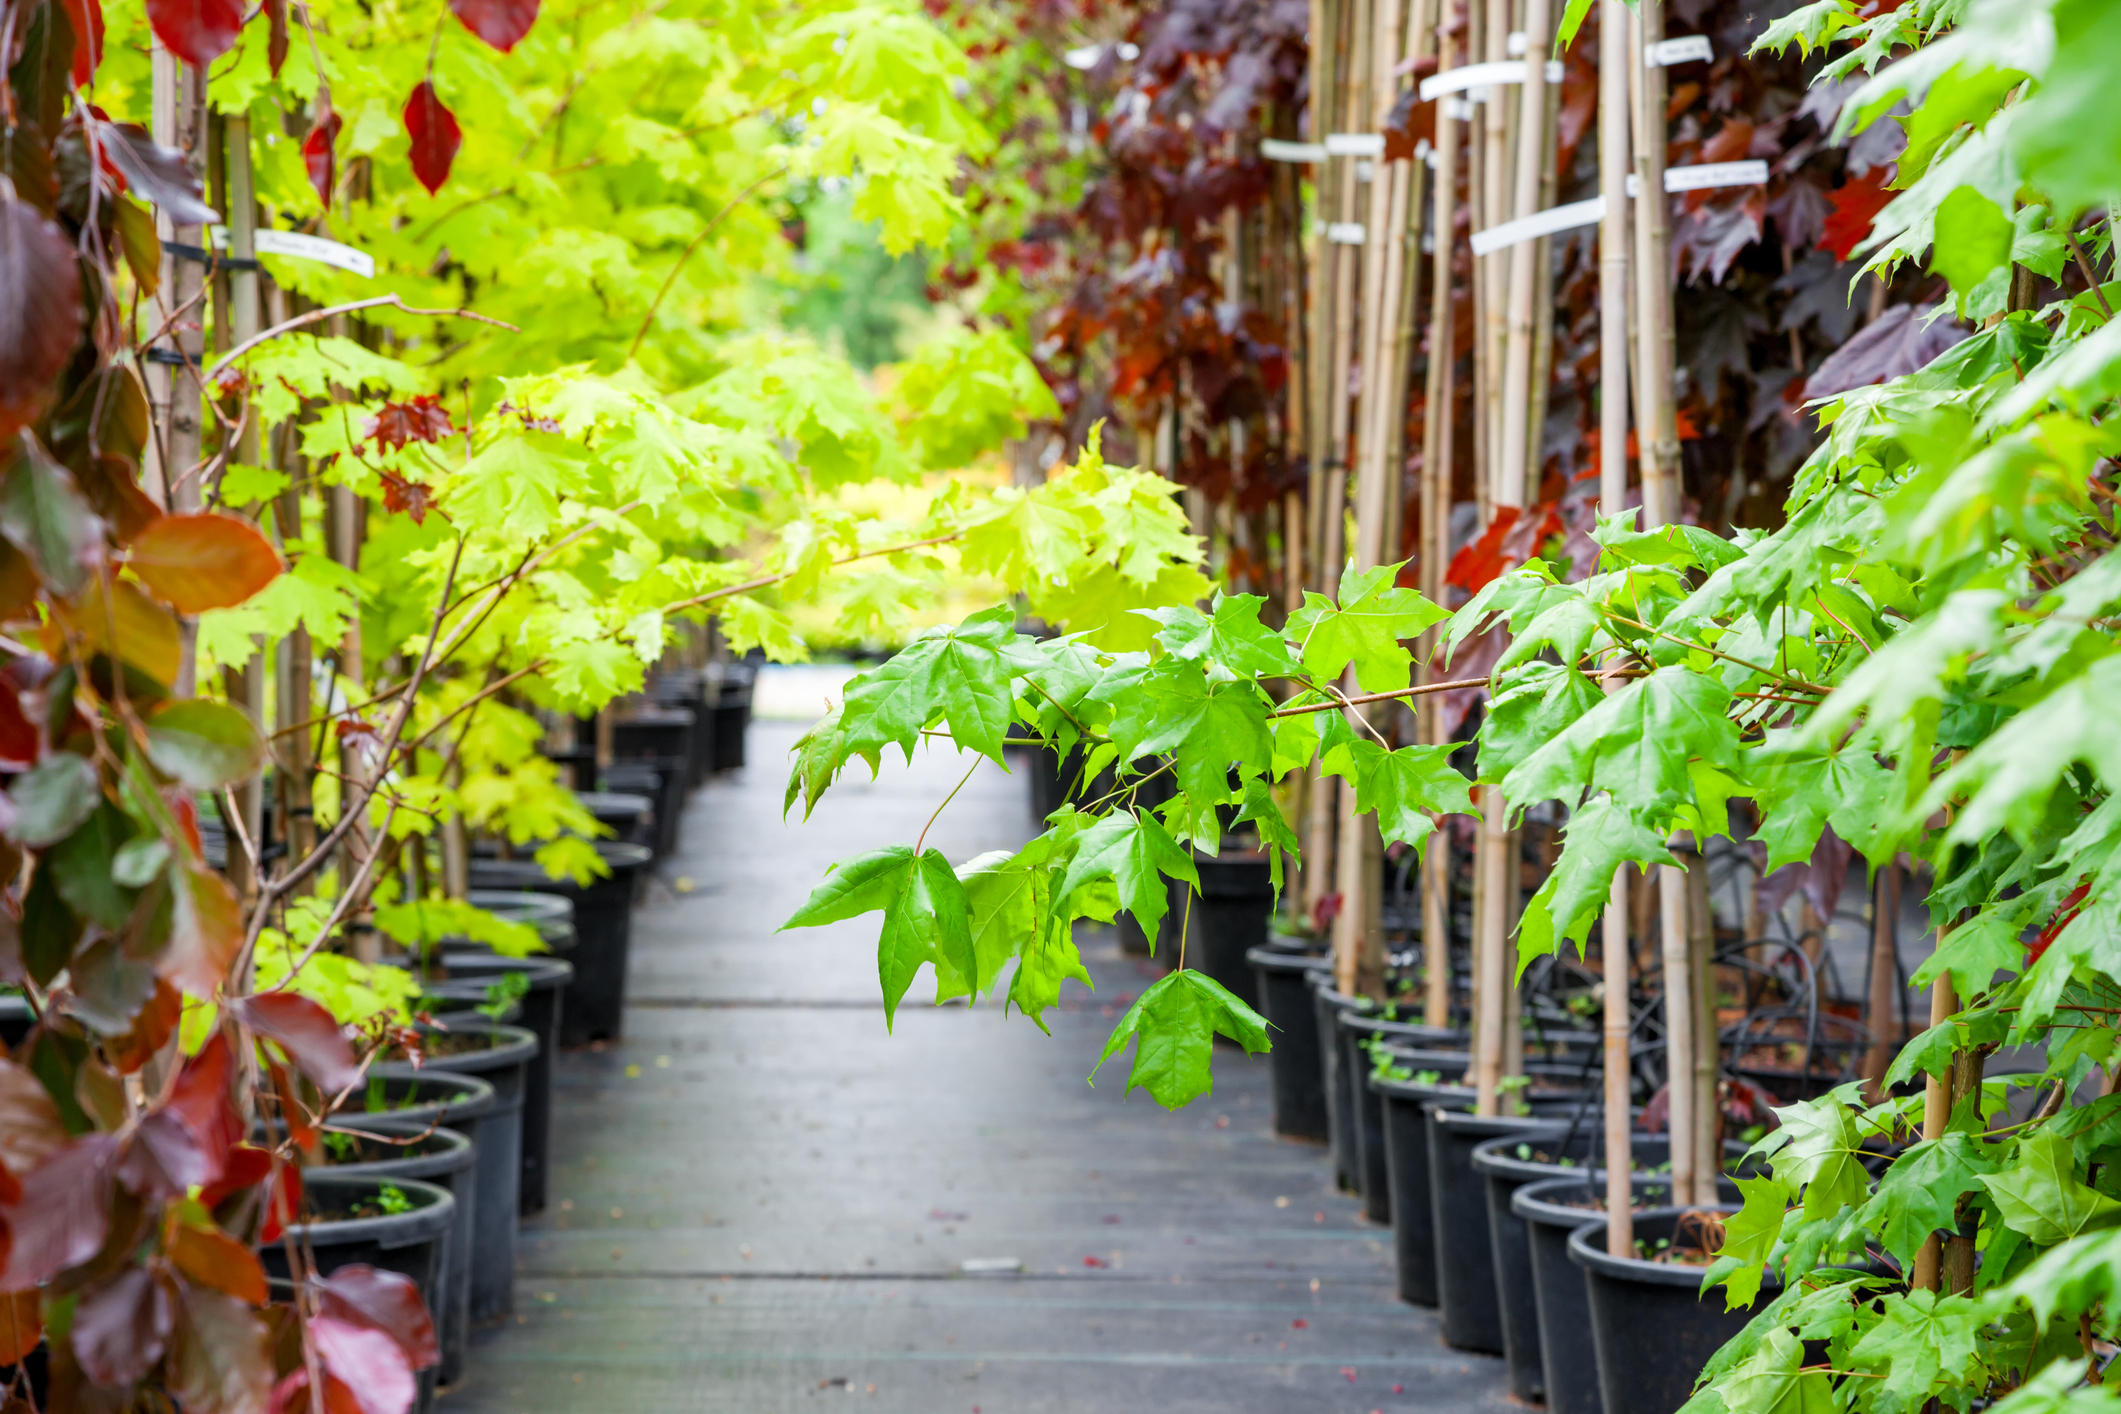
(303, 104), (343, 210)
(365, 394), (454, 453)
(1818, 170), (1894, 262)
(61, 0), (104, 87)
(379, 472), (437, 525)
(403, 81), (462, 196)
(144, 0), (245, 68)
(2028, 879), (2090, 967)
(449, 0), (539, 52)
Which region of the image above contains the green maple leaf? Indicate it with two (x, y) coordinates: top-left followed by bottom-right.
(1980, 1130), (2121, 1247)
(1909, 902), (2031, 1009)
(1089, 475), (1203, 587)
(1143, 592), (1302, 679)
(1712, 1173), (1794, 1311)
(1845, 1290), (1985, 1410)
(1855, 1135), (1999, 1268)
(1927, 655), (2121, 849)
(1505, 666), (1738, 815)
(840, 605), (1024, 766)
(1478, 664), (1602, 783)
(1056, 808), (1198, 945)
(2003, 1226), (2121, 1331)
(1748, 732), (1900, 872)
(1089, 968), (1270, 1108)
(1320, 738), (1473, 854)
(1493, 591), (1604, 672)
(1286, 560), (1448, 692)
(782, 845), (975, 1028)
(948, 847), (1044, 1003)
(783, 707), (881, 821)
(1088, 656), (1271, 799)
(1515, 795), (1679, 970)
(1760, 1089), (1872, 1221)
(1716, 1328), (1839, 1414)
(1234, 778), (1301, 891)
(957, 486), (1090, 588)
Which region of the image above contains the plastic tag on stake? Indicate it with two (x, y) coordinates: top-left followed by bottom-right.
(1418, 58), (1563, 101)
(1262, 139), (1327, 163)
(1661, 159), (1769, 192)
(1646, 35), (1712, 66)
(1327, 222), (1368, 245)
(1470, 195), (1605, 256)
(1325, 133), (1387, 157)
(211, 227), (374, 279)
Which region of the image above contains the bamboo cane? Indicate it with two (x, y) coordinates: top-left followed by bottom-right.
(1597, 0), (1633, 1245)
(1494, 0), (1552, 508)
(1861, 865), (1902, 1100)
(1658, 854), (1696, 1209)
(1688, 856), (1720, 1204)
(1911, 971), (1958, 1291)
(1630, 1), (1681, 526)
(223, 115), (266, 902)
(1474, 783), (1511, 1114)
(1306, 0), (1342, 595)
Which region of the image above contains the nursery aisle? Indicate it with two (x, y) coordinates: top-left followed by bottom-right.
(444, 713), (1516, 1414)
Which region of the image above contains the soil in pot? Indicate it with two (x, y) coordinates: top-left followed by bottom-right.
(1247, 946), (1331, 1141)
(1569, 1205), (1762, 1414)
(263, 1173), (454, 1414)
(376, 1021), (537, 1324)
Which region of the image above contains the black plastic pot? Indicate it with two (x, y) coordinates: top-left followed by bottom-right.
(1474, 1129), (1674, 1401)
(1310, 977), (1375, 1191)
(310, 1119), (478, 1387)
(1570, 1206), (1756, 1414)
(0, 993), (29, 1048)
(1429, 1109), (1569, 1353)
(602, 758), (686, 859)
(709, 667), (752, 771)
(415, 953), (573, 1216)
(1516, 1175), (1715, 1414)
(470, 842), (652, 1044)
(576, 790), (655, 851)
(650, 671), (714, 783)
(377, 1020), (538, 1324)
(1170, 851), (1276, 1008)
(1339, 1019), (1465, 1220)
(264, 1173), (454, 1413)
(466, 888), (573, 930)
(1371, 1069), (1590, 1309)
(1247, 946), (1332, 1140)
(612, 707), (695, 766)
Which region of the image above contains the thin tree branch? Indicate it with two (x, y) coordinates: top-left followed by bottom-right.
(207, 295), (519, 382)
(628, 168), (784, 360)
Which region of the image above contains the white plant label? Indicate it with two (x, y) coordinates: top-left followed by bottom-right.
(1261, 139), (1327, 163)
(1418, 58), (1564, 101)
(1646, 35), (1713, 66)
(1325, 132), (1387, 157)
(1327, 222), (1368, 245)
(1470, 196), (1605, 256)
(1660, 159), (1770, 193)
(211, 227), (374, 279)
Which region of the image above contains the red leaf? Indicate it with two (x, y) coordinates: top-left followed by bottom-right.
(1445, 506), (1523, 594)
(235, 992), (360, 1094)
(0, 1290), (40, 1364)
(448, 0), (539, 52)
(260, 1155), (301, 1244)
(2029, 880), (2090, 966)
(378, 473), (435, 526)
(61, 0), (105, 86)
(0, 1133), (118, 1287)
(313, 1313), (418, 1414)
(168, 1221), (269, 1304)
(197, 1143), (271, 1212)
(365, 395), (453, 452)
(143, 0), (246, 69)
(402, 82), (462, 196)
(91, 120), (219, 227)
(0, 683), (34, 768)
(316, 1265), (439, 1372)
(120, 1032), (240, 1197)
(72, 1266), (173, 1386)
(170, 1286), (275, 1414)
(161, 859), (243, 998)
(1817, 170), (1894, 262)
(167, 1032), (242, 1169)
(0, 200), (84, 443)
(270, 1365), (365, 1414)
(129, 512), (284, 613)
(303, 106), (343, 210)
(264, 0), (287, 74)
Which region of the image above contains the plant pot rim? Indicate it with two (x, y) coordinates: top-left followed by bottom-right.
(1343, 1013), (1463, 1043)
(1472, 1128), (1668, 1184)
(465, 888), (573, 923)
(287, 1172), (457, 1249)
(1309, 977), (1376, 1011)
(306, 1116), (476, 1182)
(1512, 1173), (1726, 1226)
(615, 707), (695, 725)
(1245, 945), (1331, 973)
(363, 1066), (499, 1125)
(429, 1001), (521, 1027)
(392, 1020), (539, 1074)
(424, 953), (576, 987)
(1567, 1204), (1749, 1287)
(1432, 1111), (1574, 1143)
(576, 790), (655, 814)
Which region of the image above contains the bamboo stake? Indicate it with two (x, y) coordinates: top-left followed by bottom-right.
(1689, 856), (1720, 1204)
(1597, 0), (1634, 1251)
(1418, 19), (1462, 1033)
(1478, 0), (1512, 482)
(1494, 0), (1552, 507)
(1474, 783), (1511, 1114)
(1630, 1), (1681, 525)
(1658, 854), (1696, 1208)
(1911, 971), (1958, 1291)
(1305, 0), (1341, 594)
(223, 115), (266, 902)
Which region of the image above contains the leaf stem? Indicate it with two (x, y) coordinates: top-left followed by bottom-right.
(627, 168), (786, 360)
(915, 760), (981, 857)
(1266, 676), (1496, 717)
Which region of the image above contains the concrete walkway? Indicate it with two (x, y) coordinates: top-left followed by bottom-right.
(449, 720), (1514, 1414)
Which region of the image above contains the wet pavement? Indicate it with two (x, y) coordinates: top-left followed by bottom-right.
(448, 718), (1513, 1414)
